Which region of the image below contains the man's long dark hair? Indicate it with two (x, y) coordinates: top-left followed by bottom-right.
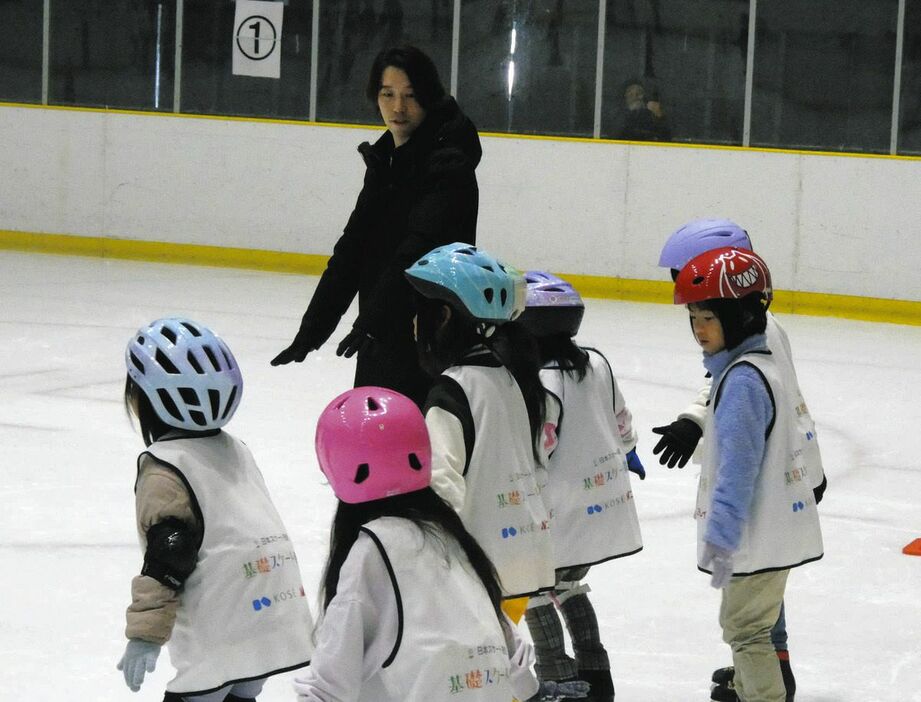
(320, 488), (504, 624)
(366, 45), (447, 111)
(413, 293), (546, 460)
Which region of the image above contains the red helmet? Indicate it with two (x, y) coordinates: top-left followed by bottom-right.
(674, 247), (773, 305)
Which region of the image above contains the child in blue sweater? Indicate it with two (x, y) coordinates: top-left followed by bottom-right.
(673, 248), (823, 702)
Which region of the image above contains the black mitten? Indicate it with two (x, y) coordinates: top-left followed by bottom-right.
(651, 418), (703, 468)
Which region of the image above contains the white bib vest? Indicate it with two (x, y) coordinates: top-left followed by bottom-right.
(540, 349), (643, 569)
(142, 433), (313, 695)
(356, 517), (517, 701)
(443, 365), (556, 597)
(765, 316), (826, 490)
(696, 353), (824, 575)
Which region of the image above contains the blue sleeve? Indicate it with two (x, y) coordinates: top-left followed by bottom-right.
(704, 364), (774, 551)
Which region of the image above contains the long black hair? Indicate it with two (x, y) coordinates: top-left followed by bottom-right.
(124, 376), (212, 447)
(365, 45), (447, 111)
(124, 376), (172, 447)
(535, 332), (590, 381)
(413, 293), (546, 459)
(319, 488), (504, 623)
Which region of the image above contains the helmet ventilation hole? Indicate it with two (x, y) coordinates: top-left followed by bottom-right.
(366, 397), (380, 411)
(160, 326), (177, 344)
(221, 385), (238, 419)
(157, 389), (184, 421)
(408, 453), (422, 470)
(354, 463), (370, 484)
(156, 348), (180, 374)
(203, 345), (221, 371)
(129, 351), (145, 374)
(208, 389), (220, 419)
(693, 276), (706, 286)
(479, 264), (494, 272)
(187, 351), (204, 374)
(500, 289), (508, 306)
(181, 322), (202, 337)
(220, 346), (235, 370)
(189, 410), (207, 426)
(483, 288), (494, 303)
(178, 387), (200, 406)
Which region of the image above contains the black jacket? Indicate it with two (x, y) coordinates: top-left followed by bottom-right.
(300, 97), (481, 405)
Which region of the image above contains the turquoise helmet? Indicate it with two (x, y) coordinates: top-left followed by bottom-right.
(405, 243), (524, 325)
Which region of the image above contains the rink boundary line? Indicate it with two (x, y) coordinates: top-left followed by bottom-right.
(2, 229), (919, 326)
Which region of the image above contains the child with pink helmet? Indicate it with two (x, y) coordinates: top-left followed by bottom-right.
(294, 386), (588, 702)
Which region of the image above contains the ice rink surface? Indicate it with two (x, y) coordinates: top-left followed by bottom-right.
(2, 251), (919, 702)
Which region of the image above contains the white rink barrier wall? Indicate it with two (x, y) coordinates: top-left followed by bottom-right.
(1, 103), (919, 324)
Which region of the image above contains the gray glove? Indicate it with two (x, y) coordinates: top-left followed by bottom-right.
(531, 679), (591, 701)
(116, 639), (161, 692)
(701, 542), (735, 589)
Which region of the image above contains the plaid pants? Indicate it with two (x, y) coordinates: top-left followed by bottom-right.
(524, 568), (610, 681)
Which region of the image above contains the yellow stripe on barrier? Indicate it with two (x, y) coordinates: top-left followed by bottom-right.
(0, 229), (328, 276)
(2, 229), (919, 326)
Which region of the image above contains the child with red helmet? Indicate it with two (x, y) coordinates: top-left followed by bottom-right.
(674, 249), (824, 702)
(294, 387), (588, 702)
(657, 219), (828, 701)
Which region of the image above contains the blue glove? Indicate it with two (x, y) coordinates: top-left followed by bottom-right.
(116, 639), (160, 692)
(701, 542), (735, 589)
(531, 680), (591, 701)
(626, 449), (645, 480)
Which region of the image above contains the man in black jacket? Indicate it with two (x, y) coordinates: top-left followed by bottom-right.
(272, 46), (481, 407)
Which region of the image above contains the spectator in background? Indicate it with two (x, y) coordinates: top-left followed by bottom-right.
(618, 77), (672, 142)
(271, 45), (482, 407)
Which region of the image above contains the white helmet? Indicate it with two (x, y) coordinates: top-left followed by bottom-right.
(125, 318), (243, 431)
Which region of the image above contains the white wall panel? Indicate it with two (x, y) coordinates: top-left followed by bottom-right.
(1, 105), (919, 301)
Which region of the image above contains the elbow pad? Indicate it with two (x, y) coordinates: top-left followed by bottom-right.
(141, 518), (199, 590)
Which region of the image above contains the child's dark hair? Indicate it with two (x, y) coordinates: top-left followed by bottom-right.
(124, 376), (172, 447)
(535, 332), (590, 381)
(366, 45), (446, 111)
(413, 293), (546, 459)
(320, 488), (504, 623)
(691, 293), (768, 350)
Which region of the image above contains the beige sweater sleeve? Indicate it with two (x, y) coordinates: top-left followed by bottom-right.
(125, 455), (200, 644)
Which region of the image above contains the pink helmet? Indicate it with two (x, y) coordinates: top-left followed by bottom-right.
(315, 387), (432, 504)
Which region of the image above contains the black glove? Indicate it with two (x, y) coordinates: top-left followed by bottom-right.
(651, 417), (703, 468)
(336, 327), (374, 358)
(271, 322), (325, 366)
(813, 474), (828, 504)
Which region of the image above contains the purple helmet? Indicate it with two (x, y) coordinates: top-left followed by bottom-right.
(658, 219), (753, 271)
(518, 271), (585, 338)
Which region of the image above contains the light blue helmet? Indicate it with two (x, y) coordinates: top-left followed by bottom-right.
(405, 243), (523, 324)
(658, 219), (753, 270)
(125, 317), (243, 431)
